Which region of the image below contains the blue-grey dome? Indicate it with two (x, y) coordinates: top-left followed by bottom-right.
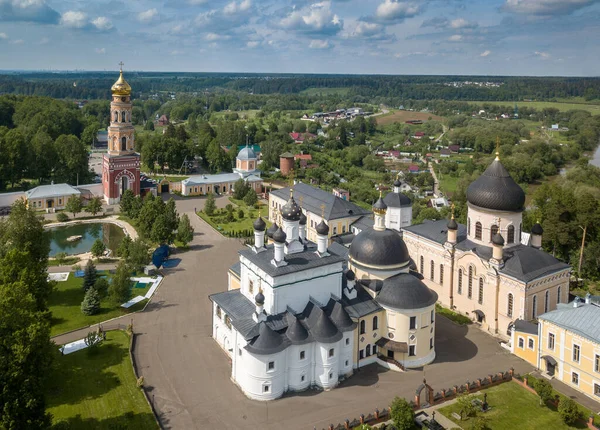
(376, 273), (438, 310)
(273, 227), (287, 244)
(466, 159), (525, 212)
(237, 145), (257, 160)
(316, 220), (329, 235)
(349, 228), (409, 268)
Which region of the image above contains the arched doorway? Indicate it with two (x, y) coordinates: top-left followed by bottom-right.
(120, 176), (129, 197)
(415, 379), (434, 409)
(47, 199), (54, 208)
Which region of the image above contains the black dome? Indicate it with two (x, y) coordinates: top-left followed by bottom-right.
(299, 212), (307, 225)
(447, 218), (458, 230)
(267, 222), (278, 238)
(532, 223), (543, 235)
(492, 233), (505, 246)
(281, 196), (302, 221)
(316, 220), (329, 235)
(373, 196), (387, 211)
(273, 227), (287, 243)
(345, 269), (355, 281)
(349, 228), (410, 268)
(245, 322), (288, 355)
(376, 273), (438, 310)
(393, 178), (402, 187)
(466, 159), (525, 212)
(253, 216), (266, 232)
(255, 291), (265, 304)
(383, 191), (412, 208)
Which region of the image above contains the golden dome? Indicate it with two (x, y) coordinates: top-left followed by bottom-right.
(111, 70), (131, 96)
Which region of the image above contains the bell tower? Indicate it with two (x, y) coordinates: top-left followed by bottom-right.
(102, 62), (141, 204)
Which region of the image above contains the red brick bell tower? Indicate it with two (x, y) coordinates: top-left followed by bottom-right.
(102, 62), (141, 204)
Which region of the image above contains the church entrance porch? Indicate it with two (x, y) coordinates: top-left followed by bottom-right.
(47, 199), (54, 208)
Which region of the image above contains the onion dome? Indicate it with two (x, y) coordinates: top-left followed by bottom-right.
(345, 269), (356, 281)
(466, 158), (525, 212)
(492, 232), (505, 246)
(273, 227), (287, 244)
(532, 223), (544, 235)
(237, 145), (256, 160)
(111, 70), (132, 96)
(255, 290), (265, 305)
(373, 194), (388, 215)
(447, 217), (458, 230)
(316, 220), (329, 235)
(393, 177), (402, 187)
(253, 216), (266, 232)
(267, 222), (278, 238)
(281, 194), (302, 222)
(375, 273), (438, 310)
(349, 228), (410, 269)
(299, 212), (307, 225)
(245, 322), (288, 355)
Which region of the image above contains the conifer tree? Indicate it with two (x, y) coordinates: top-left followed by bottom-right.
(81, 287), (101, 315)
(83, 259), (98, 291)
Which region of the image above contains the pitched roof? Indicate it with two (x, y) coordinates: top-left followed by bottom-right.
(271, 182), (370, 221)
(540, 303), (600, 344)
(404, 219), (467, 246)
(341, 286), (382, 318)
(25, 183), (81, 200)
(514, 319), (538, 335)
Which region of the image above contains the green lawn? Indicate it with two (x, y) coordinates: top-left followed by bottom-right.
(436, 174), (460, 195)
(197, 199), (270, 237)
(46, 330), (158, 429)
(466, 100), (600, 114)
(49, 273), (147, 337)
(436, 304), (472, 325)
(438, 381), (587, 429)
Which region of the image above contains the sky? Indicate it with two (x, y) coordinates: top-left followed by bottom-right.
(0, 0), (599, 76)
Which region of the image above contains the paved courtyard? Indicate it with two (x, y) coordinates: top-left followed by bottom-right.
(125, 195), (534, 430)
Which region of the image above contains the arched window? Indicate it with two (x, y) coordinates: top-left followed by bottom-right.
(121, 136), (127, 151)
(507, 293), (513, 317)
(366, 344), (371, 357)
(430, 260), (435, 281)
(439, 264), (444, 285)
(372, 316), (378, 330)
(478, 278), (484, 304)
(475, 222), (482, 240)
(545, 290), (549, 313)
(216, 306), (222, 319)
(467, 217), (471, 235)
(114, 111), (119, 122)
(458, 269), (463, 294)
(532, 295), (538, 319)
(420, 256), (424, 274)
(507, 225), (515, 244)
(121, 110), (126, 123)
(557, 286), (562, 304)
(360, 320), (366, 335)
(468, 266), (473, 299)
(490, 224), (499, 242)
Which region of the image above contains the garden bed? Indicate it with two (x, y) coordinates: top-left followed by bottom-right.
(435, 304), (472, 325)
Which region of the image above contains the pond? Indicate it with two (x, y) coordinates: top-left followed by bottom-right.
(48, 223), (126, 257)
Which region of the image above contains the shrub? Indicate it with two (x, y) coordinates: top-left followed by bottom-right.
(81, 287), (101, 315)
(55, 252), (68, 266)
(243, 188), (258, 206)
(56, 212), (69, 222)
(176, 214), (194, 246)
(390, 396), (415, 430)
(237, 208), (244, 219)
(558, 398), (581, 425)
(456, 393), (477, 420)
(84, 330), (103, 354)
(534, 378), (554, 406)
(204, 193), (216, 216)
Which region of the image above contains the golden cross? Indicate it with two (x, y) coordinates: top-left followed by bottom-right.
(495, 136), (500, 159)
(118, 61), (124, 72)
(451, 203), (455, 219)
(299, 196), (304, 208)
(320, 204), (326, 218)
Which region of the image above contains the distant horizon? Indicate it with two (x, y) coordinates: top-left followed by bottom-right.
(0, 0), (599, 75)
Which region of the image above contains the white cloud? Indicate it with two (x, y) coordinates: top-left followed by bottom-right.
(223, 0), (251, 16)
(246, 40), (259, 48)
(375, 0), (420, 22)
(534, 50), (550, 59)
(95, 47), (106, 54)
(0, 32), (7, 39)
(171, 24), (183, 33)
(138, 8), (158, 23)
(10, 38), (23, 44)
(503, 0), (599, 16)
(39, 36), (49, 44)
(204, 32), (230, 41)
(60, 10), (87, 28)
(280, 1), (343, 35)
(170, 50), (184, 55)
(309, 39), (330, 49)
(448, 34), (463, 42)
(91, 16), (112, 31)
(0, 0), (60, 24)
(480, 50), (491, 57)
(450, 18), (477, 29)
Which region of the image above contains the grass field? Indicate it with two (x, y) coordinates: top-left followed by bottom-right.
(467, 100), (600, 114)
(46, 330), (158, 429)
(436, 174), (460, 195)
(210, 109), (261, 120)
(439, 381), (588, 429)
(49, 273), (147, 337)
(198, 199), (270, 237)
(300, 87), (351, 96)
(376, 110), (444, 125)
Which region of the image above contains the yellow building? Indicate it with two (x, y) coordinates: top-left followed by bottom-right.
(25, 183), (81, 211)
(510, 319), (539, 366)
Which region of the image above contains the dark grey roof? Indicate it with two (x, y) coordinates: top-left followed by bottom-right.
(328, 241), (349, 260)
(383, 191), (412, 208)
(500, 244), (570, 283)
(281, 196), (302, 221)
(342, 286), (382, 318)
(209, 289), (257, 338)
(539, 303), (600, 344)
(349, 228), (409, 268)
(316, 220), (329, 235)
(273, 227), (287, 243)
(351, 215), (374, 232)
(466, 159), (525, 212)
(267, 222), (278, 238)
(325, 298), (356, 332)
(514, 319), (538, 335)
(532, 223), (543, 235)
(237, 145), (257, 160)
(302, 300), (343, 343)
(253, 216), (266, 231)
(331, 232), (354, 245)
(245, 322), (290, 355)
(375, 272), (438, 310)
(492, 233), (505, 246)
(373, 196), (387, 211)
(229, 261), (241, 278)
(285, 312), (312, 345)
(239, 242), (345, 278)
(271, 182), (371, 221)
(404, 219), (467, 245)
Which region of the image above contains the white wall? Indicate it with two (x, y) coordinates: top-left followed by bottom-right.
(385, 206), (412, 231)
(467, 203), (523, 248)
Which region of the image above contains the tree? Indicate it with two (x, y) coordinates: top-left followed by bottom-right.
(117, 234), (132, 259)
(127, 238), (150, 269)
(83, 259), (98, 291)
(84, 330), (103, 354)
(558, 398), (581, 425)
(81, 287), (101, 316)
(120, 189), (135, 217)
(232, 178), (249, 200)
(456, 393), (477, 420)
(94, 277), (109, 298)
(54, 134), (90, 184)
(144, 120), (155, 131)
(243, 188), (258, 207)
(151, 214), (175, 244)
(176, 214), (194, 246)
(204, 193), (216, 216)
(108, 261), (131, 304)
(390, 397), (415, 430)
(534, 378), (554, 406)
(86, 196), (103, 216)
(65, 195), (83, 218)
(90, 238), (106, 259)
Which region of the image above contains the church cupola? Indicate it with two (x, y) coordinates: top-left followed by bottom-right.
(393, 175), (403, 193)
(373, 191), (387, 231)
(281, 189), (304, 254)
(271, 227), (288, 267)
(267, 222), (279, 244)
(447, 204), (458, 245)
(252, 289), (267, 323)
(299, 211), (307, 242)
(531, 222), (543, 249)
(343, 269), (357, 300)
(315, 219), (329, 256)
(491, 232), (505, 267)
(252, 213), (267, 253)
